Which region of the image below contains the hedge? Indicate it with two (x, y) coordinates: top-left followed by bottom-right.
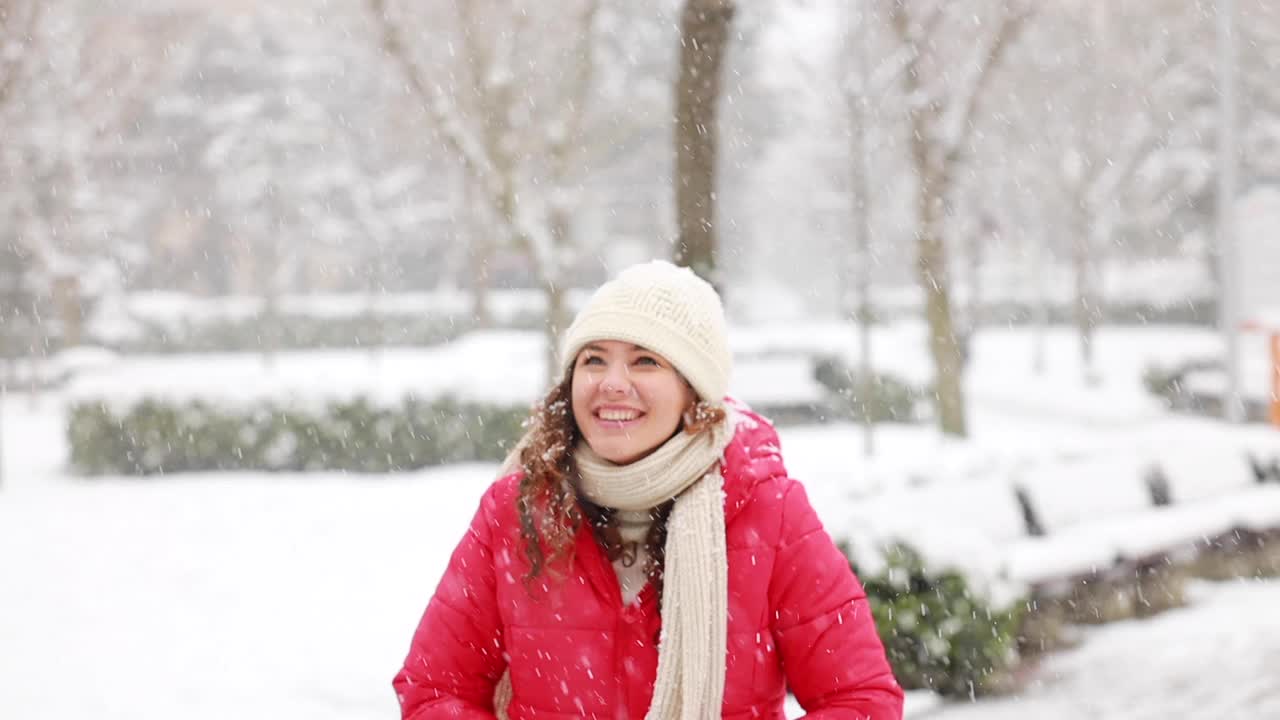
(66, 362), (928, 476)
(68, 396), (529, 475)
(1142, 357), (1275, 422)
(812, 356), (925, 423)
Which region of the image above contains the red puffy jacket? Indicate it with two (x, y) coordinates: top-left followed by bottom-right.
(394, 409), (903, 719)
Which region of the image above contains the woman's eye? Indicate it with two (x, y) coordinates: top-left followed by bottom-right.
(635, 356), (659, 366)
(581, 355), (604, 366)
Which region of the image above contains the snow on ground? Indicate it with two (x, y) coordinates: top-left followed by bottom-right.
(924, 578), (1280, 720)
(4, 322), (1280, 718)
(4, 392), (1280, 718)
(0, 396), (493, 720)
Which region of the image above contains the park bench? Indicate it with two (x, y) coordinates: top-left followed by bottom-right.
(843, 435), (1280, 625)
(1005, 438), (1280, 625)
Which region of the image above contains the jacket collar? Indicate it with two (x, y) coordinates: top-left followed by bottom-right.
(720, 401), (788, 524)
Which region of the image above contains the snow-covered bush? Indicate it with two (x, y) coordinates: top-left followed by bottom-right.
(68, 396), (528, 475)
(856, 545), (1025, 698)
(812, 356), (924, 423)
(1142, 357), (1220, 410)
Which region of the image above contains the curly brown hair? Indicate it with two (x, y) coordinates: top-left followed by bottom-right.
(515, 369), (726, 586)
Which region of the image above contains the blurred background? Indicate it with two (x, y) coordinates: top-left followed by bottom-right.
(2, 0), (1280, 718)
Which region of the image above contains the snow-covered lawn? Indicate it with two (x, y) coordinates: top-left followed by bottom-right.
(4, 322), (1280, 718)
(0, 398), (491, 719)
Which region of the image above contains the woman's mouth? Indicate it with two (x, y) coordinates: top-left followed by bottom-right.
(594, 408), (645, 429)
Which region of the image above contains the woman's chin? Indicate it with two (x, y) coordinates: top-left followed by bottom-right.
(589, 439), (658, 465)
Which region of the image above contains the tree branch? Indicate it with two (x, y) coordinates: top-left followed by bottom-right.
(547, 0), (601, 224)
(367, 0), (496, 192)
(911, 0), (948, 44)
(0, 0), (41, 112)
(937, 3), (1034, 171)
(366, 0), (557, 280)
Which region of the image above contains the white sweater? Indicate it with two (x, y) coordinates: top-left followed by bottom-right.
(613, 509), (654, 605)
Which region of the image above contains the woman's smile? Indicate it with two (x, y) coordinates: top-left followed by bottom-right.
(592, 404), (646, 429)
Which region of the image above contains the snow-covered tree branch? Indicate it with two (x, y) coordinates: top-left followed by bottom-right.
(368, 0), (617, 382)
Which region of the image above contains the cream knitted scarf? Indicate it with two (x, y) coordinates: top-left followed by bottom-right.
(495, 417), (734, 719)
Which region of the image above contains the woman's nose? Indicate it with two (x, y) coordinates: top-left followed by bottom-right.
(599, 364), (632, 395)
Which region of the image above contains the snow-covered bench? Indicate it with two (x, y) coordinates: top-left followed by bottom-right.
(1003, 455), (1161, 587)
(1005, 439), (1280, 593)
(843, 434), (1280, 603)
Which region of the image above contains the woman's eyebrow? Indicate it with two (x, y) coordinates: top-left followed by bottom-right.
(582, 343), (648, 353)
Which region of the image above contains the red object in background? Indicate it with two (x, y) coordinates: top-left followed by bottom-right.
(1271, 333), (1280, 428)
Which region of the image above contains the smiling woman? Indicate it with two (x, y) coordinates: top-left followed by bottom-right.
(393, 260), (904, 720)
(571, 341), (698, 464)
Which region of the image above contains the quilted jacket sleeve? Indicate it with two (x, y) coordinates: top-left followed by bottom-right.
(393, 481), (506, 719)
(769, 480), (904, 720)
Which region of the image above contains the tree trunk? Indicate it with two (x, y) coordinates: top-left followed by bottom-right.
(543, 279), (568, 386)
(52, 275), (82, 348)
(464, 174), (493, 329)
(673, 0), (734, 285)
(260, 228), (280, 370)
(0, 1), (41, 114)
(1031, 230), (1049, 376)
(916, 165), (968, 437)
(1073, 211), (1099, 385)
(847, 5), (875, 456)
(967, 216), (989, 345)
(543, 206), (575, 386)
(467, 240), (492, 329)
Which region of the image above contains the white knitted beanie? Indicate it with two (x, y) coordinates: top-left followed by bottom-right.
(559, 260), (731, 403)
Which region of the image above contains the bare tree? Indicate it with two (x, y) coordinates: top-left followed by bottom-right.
(183, 15), (355, 364)
(0, 1), (47, 485)
(842, 4), (876, 456)
(883, 1), (1033, 437)
(3, 2), (185, 375)
(1051, 3), (1191, 383)
(5, 5), (193, 293)
(369, 0), (603, 382)
(673, 0), (735, 285)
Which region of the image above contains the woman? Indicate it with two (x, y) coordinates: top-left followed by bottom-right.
(393, 261), (903, 719)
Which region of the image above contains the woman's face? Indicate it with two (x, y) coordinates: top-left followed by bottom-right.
(570, 340), (697, 465)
